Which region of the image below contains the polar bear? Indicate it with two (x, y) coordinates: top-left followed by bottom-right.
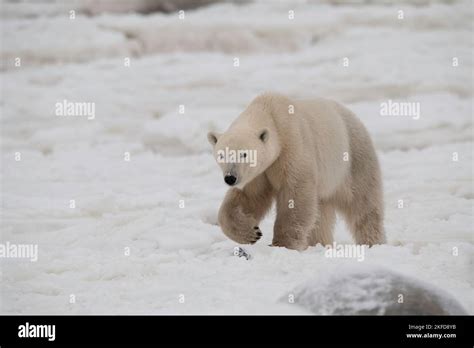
(208, 93), (385, 250)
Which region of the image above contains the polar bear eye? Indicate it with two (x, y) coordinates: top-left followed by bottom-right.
(218, 154), (224, 160)
(240, 153), (247, 159)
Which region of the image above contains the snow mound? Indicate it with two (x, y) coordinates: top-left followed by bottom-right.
(283, 264), (467, 315)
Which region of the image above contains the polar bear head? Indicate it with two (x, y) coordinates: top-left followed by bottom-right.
(208, 126), (280, 189)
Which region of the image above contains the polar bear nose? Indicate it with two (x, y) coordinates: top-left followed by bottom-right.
(224, 174), (237, 186)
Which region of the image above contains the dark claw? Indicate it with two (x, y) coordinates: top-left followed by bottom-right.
(256, 232), (262, 237)
(254, 226), (259, 230)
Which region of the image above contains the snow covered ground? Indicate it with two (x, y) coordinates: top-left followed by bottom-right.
(1, 0), (472, 314)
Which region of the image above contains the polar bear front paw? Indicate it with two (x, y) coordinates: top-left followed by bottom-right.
(231, 226), (262, 245)
(222, 224), (262, 245)
(218, 206), (263, 245)
(250, 226), (263, 244)
(271, 237), (308, 251)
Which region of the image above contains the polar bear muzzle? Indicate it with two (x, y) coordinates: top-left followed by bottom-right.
(224, 173), (237, 186)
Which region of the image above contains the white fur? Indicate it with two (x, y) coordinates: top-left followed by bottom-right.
(208, 93), (385, 250)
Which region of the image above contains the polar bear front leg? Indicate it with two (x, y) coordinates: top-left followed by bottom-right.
(309, 203), (335, 247)
(217, 175), (274, 245)
(272, 180), (318, 251)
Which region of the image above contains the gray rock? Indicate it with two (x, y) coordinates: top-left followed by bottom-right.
(283, 265), (467, 315)
(82, 0), (223, 15)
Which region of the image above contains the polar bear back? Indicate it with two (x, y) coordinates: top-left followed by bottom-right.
(229, 93), (373, 199)
(292, 98), (352, 198)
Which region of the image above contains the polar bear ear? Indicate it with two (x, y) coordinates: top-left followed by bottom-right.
(259, 128), (269, 143)
(207, 131), (221, 146)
